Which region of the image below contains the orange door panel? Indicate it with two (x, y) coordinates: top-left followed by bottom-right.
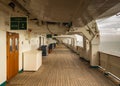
(7, 32), (19, 81)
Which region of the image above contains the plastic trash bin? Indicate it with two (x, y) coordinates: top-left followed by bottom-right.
(41, 45), (47, 56)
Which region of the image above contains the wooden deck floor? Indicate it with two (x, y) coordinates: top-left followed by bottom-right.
(7, 44), (116, 86)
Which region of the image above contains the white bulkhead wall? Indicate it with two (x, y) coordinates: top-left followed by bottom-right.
(0, 10), (40, 84)
(0, 30), (6, 85)
(40, 35), (47, 46)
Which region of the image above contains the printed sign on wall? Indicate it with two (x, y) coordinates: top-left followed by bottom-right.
(10, 17), (27, 30)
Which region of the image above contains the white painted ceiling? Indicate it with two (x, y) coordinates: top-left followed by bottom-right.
(6, 0), (120, 27)
(1, 0), (120, 34)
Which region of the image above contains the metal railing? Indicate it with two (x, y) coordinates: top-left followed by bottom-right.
(99, 51), (120, 80)
(64, 44), (120, 80)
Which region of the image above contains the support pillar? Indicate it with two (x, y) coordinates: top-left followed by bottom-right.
(83, 37), (90, 61)
(71, 38), (74, 46)
(67, 39), (69, 44)
(73, 38), (75, 47)
(90, 33), (100, 67)
(73, 38), (77, 47)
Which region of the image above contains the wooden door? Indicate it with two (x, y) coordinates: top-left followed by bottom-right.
(7, 32), (19, 81)
(14, 34), (19, 74)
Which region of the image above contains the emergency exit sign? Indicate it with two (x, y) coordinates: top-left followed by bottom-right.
(10, 17), (27, 30)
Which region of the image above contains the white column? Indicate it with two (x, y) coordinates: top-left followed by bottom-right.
(90, 33), (100, 67)
(71, 38), (73, 46)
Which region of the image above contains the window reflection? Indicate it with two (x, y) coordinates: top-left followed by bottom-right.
(10, 38), (13, 52)
(15, 38), (18, 50)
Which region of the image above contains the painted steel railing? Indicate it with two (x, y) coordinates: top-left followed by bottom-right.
(99, 51), (120, 79)
(64, 43), (120, 81)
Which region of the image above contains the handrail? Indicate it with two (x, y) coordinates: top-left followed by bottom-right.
(99, 51), (120, 58)
(99, 51), (120, 80)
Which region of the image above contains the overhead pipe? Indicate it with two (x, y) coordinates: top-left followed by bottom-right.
(11, 0), (30, 16)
